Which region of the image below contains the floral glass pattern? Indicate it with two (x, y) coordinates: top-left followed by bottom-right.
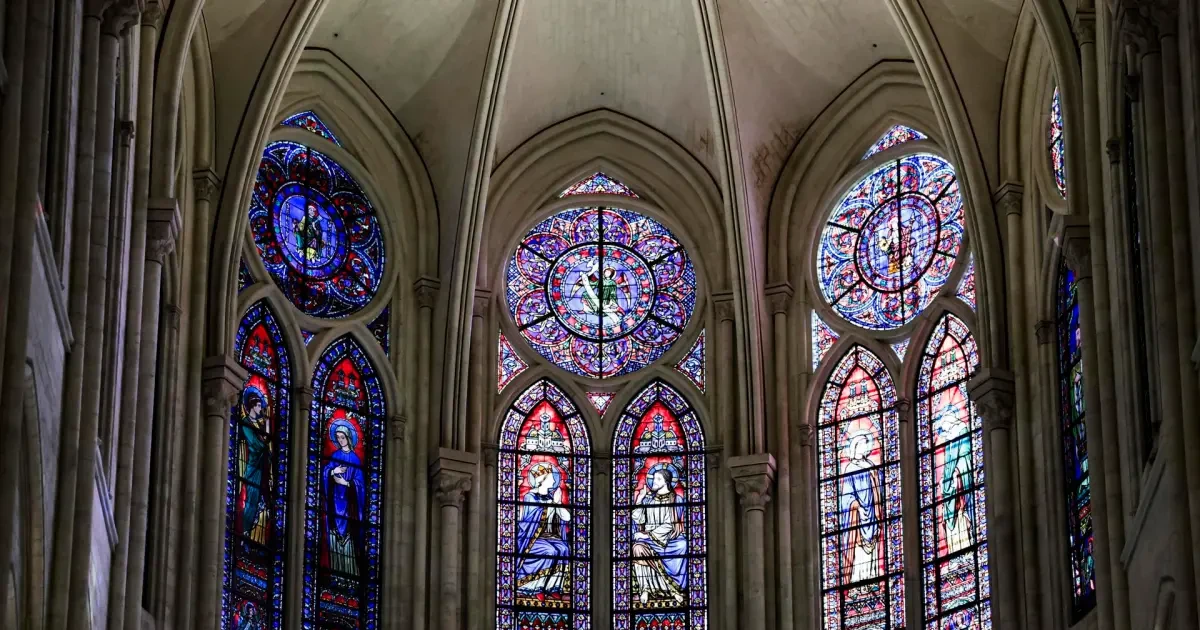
(612, 380), (707, 630)
(956, 258), (977, 310)
(817, 346), (905, 630)
(239, 258), (254, 293)
(496, 379), (593, 630)
(812, 312), (839, 370)
(250, 140), (385, 318)
(224, 301), (292, 630)
(674, 330), (705, 393)
(892, 339), (911, 364)
(303, 336), (386, 629)
(817, 153), (965, 330)
(506, 207), (697, 378)
(281, 110), (342, 146)
(916, 314), (990, 630)
(586, 392), (615, 416)
(1058, 265), (1095, 617)
(863, 125), (928, 160)
(366, 306), (390, 356)
(560, 172), (639, 198)
(498, 332), (530, 393)
(1049, 88), (1067, 198)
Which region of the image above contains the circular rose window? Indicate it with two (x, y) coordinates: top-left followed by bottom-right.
(250, 141), (385, 318)
(817, 153), (965, 330)
(507, 207), (696, 378)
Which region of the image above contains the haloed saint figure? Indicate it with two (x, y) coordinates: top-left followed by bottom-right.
(238, 388), (271, 542)
(323, 418), (366, 576)
(515, 461), (572, 603)
(839, 425), (883, 583)
(631, 463), (688, 606)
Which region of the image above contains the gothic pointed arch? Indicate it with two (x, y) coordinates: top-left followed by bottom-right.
(495, 378), (593, 630)
(611, 379), (707, 629)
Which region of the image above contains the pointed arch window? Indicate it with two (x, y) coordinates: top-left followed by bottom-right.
(863, 125), (928, 160)
(611, 380), (708, 630)
(915, 314), (990, 628)
(304, 336), (387, 629)
(496, 379), (593, 630)
(816, 346), (905, 630)
(1057, 265), (1096, 617)
(224, 301), (293, 630)
(1048, 88), (1067, 198)
(281, 110), (343, 146)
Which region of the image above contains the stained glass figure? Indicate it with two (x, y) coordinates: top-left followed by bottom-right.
(817, 153), (965, 330)
(674, 330), (705, 393)
(612, 380), (707, 630)
(239, 258), (254, 293)
(957, 257), (977, 310)
(916, 314), (990, 629)
(863, 124), (928, 160)
(812, 312), (839, 370)
(496, 379), (592, 630)
(507, 207), (697, 378)
(498, 332), (529, 393)
(304, 336), (386, 629)
(1058, 265), (1095, 616)
(281, 110), (342, 146)
(300, 329), (316, 345)
(586, 392), (615, 416)
(250, 140), (385, 318)
(1049, 88), (1067, 199)
(224, 301), (292, 630)
(816, 346), (905, 630)
(367, 305), (390, 356)
(892, 339), (911, 364)
(560, 172), (639, 198)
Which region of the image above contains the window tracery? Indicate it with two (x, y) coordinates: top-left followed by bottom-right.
(863, 125), (928, 160)
(1048, 88), (1067, 199)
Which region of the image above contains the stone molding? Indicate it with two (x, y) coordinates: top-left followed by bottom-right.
(146, 197), (181, 262)
(729, 453), (776, 511)
(968, 369), (1016, 433)
(415, 277), (440, 310)
(201, 355), (247, 418)
(1060, 216), (1093, 280)
(192, 169), (221, 203)
(430, 448), (478, 508)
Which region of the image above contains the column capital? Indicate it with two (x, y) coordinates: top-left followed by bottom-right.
(389, 414), (408, 443)
(201, 355), (247, 418)
(414, 277), (440, 310)
(992, 182), (1024, 217)
(430, 448), (478, 508)
(1035, 320), (1056, 345)
(102, 1), (140, 36)
(729, 453), (776, 511)
(1073, 10), (1097, 45)
(192, 168), (222, 203)
(163, 303), (183, 332)
(1106, 137), (1122, 164)
(896, 397), (913, 416)
(1119, 1), (1163, 54)
(482, 442), (500, 467)
(713, 292), (735, 322)
(473, 290), (492, 319)
(1059, 216), (1093, 280)
(147, 198), (181, 262)
(796, 423), (814, 447)
(968, 369), (1016, 432)
(765, 283), (793, 315)
(142, 1), (166, 28)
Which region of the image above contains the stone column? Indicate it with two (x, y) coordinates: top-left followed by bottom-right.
(968, 370), (1019, 630)
(713, 294), (739, 630)
(765, 284), (794, 630)
(730, 454), (776, 629)
(894, 396), (922, 630)
(481, 443), (500, 628)
(410, 278), (438, 629)
(386, 412), (408, 630)
(431, 449), (477, 630)
(795, 422), (815, 630)
(466, 291), (488, 630)
(285, 386), (315, 627)
(197, 356), (249, 630)
(0, 0), (29, 361)
(594, 451), (612, 622)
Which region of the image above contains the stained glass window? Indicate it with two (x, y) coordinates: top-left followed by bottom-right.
(496, 379), (592, 630)
(863, 125), (928, 160)
(817, 346), (905, 630)
(916, 314), (990, 629)
(506, 207), (697, 378)
(586, 392), (615, 416)
(304, 336), (386, 629)
(812, 312), (839, 370)
(612, 380), (707, 630)
(239, 258), (254, 293)
(281, 110), (342, 146)
(1057, 265), (1095, 617)
(224, 301), (292, 630)
(498, 332), (529, 393)
(674, 330), (705, 393)
(817, 153), (965, 330)
(956, 257), (977, 310)
(300, 329), (316, 345)
(367, 305), (390, 356)
(892, 339), (911, 364)
(560, 172), (639, 198)
(250, 140), (386, 318)
(1049, 88), (1067, 198)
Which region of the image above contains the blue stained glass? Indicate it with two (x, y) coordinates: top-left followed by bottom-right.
(1049, 88), (1067, 198)
(817, 153), (965, 330)
(612, 380), (707, 630)
(249, 140), (386, 319)
(238, 258), (254, 293)
(892, 338), (911, 364)
(863, 124), (928, 160)
(560, 172), (639, 198)
(300, 329), (316, 345)
(1058, 264), (1095, 617)
(674, 330), (705, 393)
(496, 379), (592, 630)
(957, 257), (977, 310)
(224, 301), (292, 630)
(498, 332), (530, 393)
(281, 110), (342, 146)
(812, 312), (839, 370)
(916, 314), (990, 629)
(816, 346), (904, 630)
(303, 336), (386, 629)
(367, 305), (390, 356)
(507, 207), (697, 378)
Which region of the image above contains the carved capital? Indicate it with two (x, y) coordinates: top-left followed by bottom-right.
(765, 283), (793, 315)
(1074, 10), (1097, 44)
(895, 397), (913, 417)
(482, 443), (500, 467)
(414, 277), (439, 310)
(796, 423), (814, 447)
(968, 369), (1016, 433)
(192, 169), (221, 203)
(142, 1), (166, 27)
(713, 293), (735, 322)
(389, 414), (408, 443)
(993, 182), (1024, 217)
(430, 448), (478, 508)
(1120, 2), (1162, 54)
(729, 454), (776, 512)
(1106, 137), (1122, 164)
(102, 2), (139, 36)
(201, 355), (247, 419)
(473, 291), (491, 319)
(146, 198), (181, 263)
(1060, 217), (1093, 280)
(1035, 320), (1056, 345)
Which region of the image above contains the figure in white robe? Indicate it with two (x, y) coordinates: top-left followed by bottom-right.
(631, 465), (688, 606)
(839, 431), (883, 584)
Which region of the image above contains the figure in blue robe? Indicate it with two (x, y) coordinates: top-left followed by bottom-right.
(515, 462), (572, 603)
(935, 395), (974, 553)
(838, 432), (882, 583)
(630, 465), (688, 606)
(323, 419), (366, 576)
(238, 390), (270, 541)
